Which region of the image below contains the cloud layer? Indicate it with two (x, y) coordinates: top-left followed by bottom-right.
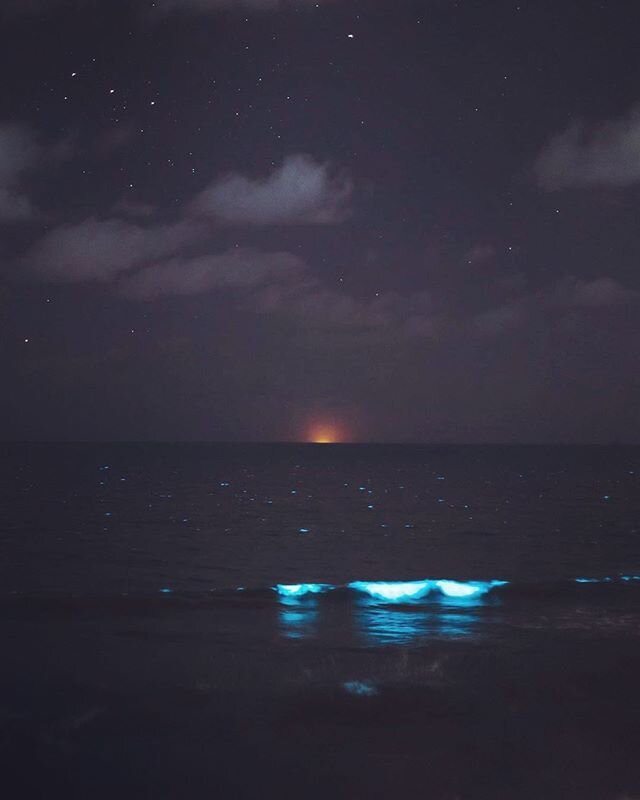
(191, 155), (352, 225)
(27, 218), (204, 282)
(535, 106), (640, 189)
(120, 247), (306, 298)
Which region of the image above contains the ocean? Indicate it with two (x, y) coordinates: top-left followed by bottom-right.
(1, 443), (639, 798)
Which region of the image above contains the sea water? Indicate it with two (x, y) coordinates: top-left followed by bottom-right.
(1, 443), (639, 798)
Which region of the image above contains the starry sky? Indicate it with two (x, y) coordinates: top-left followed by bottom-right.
(2, 0), (640, 443)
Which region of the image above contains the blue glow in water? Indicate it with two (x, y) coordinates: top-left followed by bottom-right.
(438, 611), (477, 637)
(279, 604), (319, 640)
(349, 580), (433, 602)
(277, 587), (323, 639)
(275, 583), (333, 597)
(349, 579), (506, 603)
(575, 577), (600, 583)
(435, 579), (507, 599)
(621, 575), (640, 581)
(436, 580), (482, 598)
(298, 528), (310, 534)
(159, 587), (173, 593)
(355, 603), (430, 645)
(343, 681), (377, 697)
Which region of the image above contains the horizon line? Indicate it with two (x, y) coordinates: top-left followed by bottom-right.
(1, 440), (638, 447)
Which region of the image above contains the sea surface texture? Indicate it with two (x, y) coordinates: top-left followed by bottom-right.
(1, 443), (639, 799)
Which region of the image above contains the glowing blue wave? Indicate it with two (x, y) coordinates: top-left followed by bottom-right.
(347, 579), (507, 603)
(435, 579), (507, 599)
(275, 583), (333, 598)
(271, 575), (638, 608)
(348, 580), (433, 602)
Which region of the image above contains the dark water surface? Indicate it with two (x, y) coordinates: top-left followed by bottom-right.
(1, 443), (640, 798)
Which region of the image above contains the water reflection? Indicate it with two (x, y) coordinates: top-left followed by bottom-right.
(353, 593), (489, 645)
(353, 598), (482, 645)
(354, 600), (430, 645)
(278, 595), (320, 640)
(437, 611), (477, 637)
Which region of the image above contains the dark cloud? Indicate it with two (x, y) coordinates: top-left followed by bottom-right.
(26, 218), (204, 282)
(535, 106), (640, 190)
(119, 247), (306, 298)
(549, 276), (639, 307)
(24, 194), (638, 349)
(191, 154), (352, 225)
(0, 123), (39, 221)
(469, 276), (639, 339)
(250, 283), (440, 337)
(120, 245), (442, 339)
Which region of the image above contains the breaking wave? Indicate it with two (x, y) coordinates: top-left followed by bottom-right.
(1, 575), (639, 614)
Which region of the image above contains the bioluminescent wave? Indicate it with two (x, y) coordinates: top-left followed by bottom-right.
(272, 575), (638, 604)
(347, 579), (508, 603)
(435, 579), (508, 599)
(274, 583), (333, 598)
(273, 578), (506, 605)
(348, 580), (434, 602)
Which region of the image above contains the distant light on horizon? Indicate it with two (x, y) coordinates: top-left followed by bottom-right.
(306, 420), (347, 444)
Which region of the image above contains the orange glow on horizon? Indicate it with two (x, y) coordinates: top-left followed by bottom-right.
(306, 421), (346, 444)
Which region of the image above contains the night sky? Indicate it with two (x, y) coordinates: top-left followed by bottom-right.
(2, 0), (639, 443)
